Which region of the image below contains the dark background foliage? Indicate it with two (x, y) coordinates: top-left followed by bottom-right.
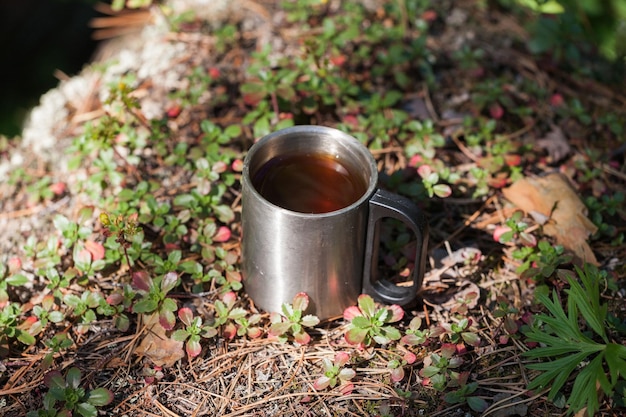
(0, 0), (100, 137)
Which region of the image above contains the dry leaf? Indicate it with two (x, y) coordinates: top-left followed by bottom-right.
(135, 313), (185, 367)
(536, 125), (571, 163)
(502, 173), (598, 265)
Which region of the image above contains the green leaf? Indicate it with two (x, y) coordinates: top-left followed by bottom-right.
(53, 215), (71, 233)
(87, 387), (114, 406)
(568, 266), (607, 341)
(49, 311), (65, 323)
(6, 274), (28, 286)
(357, 294), (376, 317)
(269, 321), (291, 336)
(173, 194), (196, 208)
(17, 331), (36, 345)
(351, 316), (370, 329)
(161, 297), (178, 312)
(76, 401), (98, 417)
(467, 396), (489, 412)
(64, 294), (83, 308)
(171, 329), (190, 342)
(132, 299), (158, 313)
(281, 303), (294, 319)
(568, 354), (604, 415)
(224, 124), (242, 138)
(44, 371), (65, 389)
(345, 326), (369, 345)
(161, 272), (179, 294)
(228, 308), (248, 320)
(66, 367), (82, 389)
(605, 343), (626, 385)
(382, 326), (402, 341)
(301, 314), (320, 328)
(526, 351), (589, 400)
(213, 205), (235, 223)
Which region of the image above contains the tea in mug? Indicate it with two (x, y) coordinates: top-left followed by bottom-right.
(251, 153), (368, 213)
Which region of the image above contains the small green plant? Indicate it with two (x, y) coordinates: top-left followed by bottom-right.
(131, 271), (179, 330)
(387, 350), (417, 382)
(343, 294), (403, 347)
(53, 215), (92, 251)
(171, 307), (217, 358)
(432, 317), (481, 348)
(0, 303), (36, 356)
(313, 351), (356, 394)
(416, 164), (452, 198)
(28, 367), (113, 417)
(234, 313), (263, 339)
(0, 258), (27, 307)
(444, 382), (489, 413)
(63, 291), (103, 334)
(586, 191), (625, 245)
(401, 316), (429, 346)
(32, 295), (65, 330)
(493, 210), (537, 247)
(522, 264), (626, 415)
(42, 333), (73, 370)
(100, 212), (142, 268)
(419, 343), (466, 391)
(210, 291), (248, 340)
(518, 240), (573, 280)
(268, 292), (320, 345)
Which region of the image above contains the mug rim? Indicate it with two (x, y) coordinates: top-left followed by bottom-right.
(242, 125), (378, 218)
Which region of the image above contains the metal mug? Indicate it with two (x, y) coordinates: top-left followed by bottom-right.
(241, 125), (428, 319)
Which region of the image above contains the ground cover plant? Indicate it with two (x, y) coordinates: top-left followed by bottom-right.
(0, 0), (625, 416)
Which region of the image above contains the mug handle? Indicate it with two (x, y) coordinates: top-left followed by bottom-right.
(362, 189), (429, 306)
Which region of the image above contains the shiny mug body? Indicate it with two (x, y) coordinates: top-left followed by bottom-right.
(241, 125), (428, 319)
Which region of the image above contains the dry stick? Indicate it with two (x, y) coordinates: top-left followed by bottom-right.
(0, 195), (70, 220)
(450, 133), (480, 163)
(423, 85), (440, 122)
(154, 396), (182, 417)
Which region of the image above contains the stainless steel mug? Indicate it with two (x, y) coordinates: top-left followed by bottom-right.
(241, 125), (428, 319)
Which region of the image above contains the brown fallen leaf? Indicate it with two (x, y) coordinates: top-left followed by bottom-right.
(502, 173), (598, 265)
(536, 125), (571, 164)
(135, 313), (185, 367)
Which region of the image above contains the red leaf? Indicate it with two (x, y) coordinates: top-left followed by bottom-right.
(330, 54), (347, 66)
(549, 93), (564, 107)
(208, 67), (220, 78)
(49, 182), (66, 196)
(7, 257), (21, 273)
(132, 271), (152, 292)
(231, 159), (244, 172)
(408, 154), (422, 167)
(492, 225), (512, 243)
(489, 103), (504, 119)
(343, 306), (362, 321)
(213, 226), (231, 243)
(166, 104), (181, 118)
(85, 240), (105, 261)
(223, 323), (237, 340)
(505, 154), (522, 167)
(178, 307), (194, 326)
(421, 10), (437, 21)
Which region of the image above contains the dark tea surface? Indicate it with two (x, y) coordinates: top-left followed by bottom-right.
(252, 153), (367, 213)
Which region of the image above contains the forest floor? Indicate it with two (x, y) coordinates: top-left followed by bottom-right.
(1, 1), (625, 416)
